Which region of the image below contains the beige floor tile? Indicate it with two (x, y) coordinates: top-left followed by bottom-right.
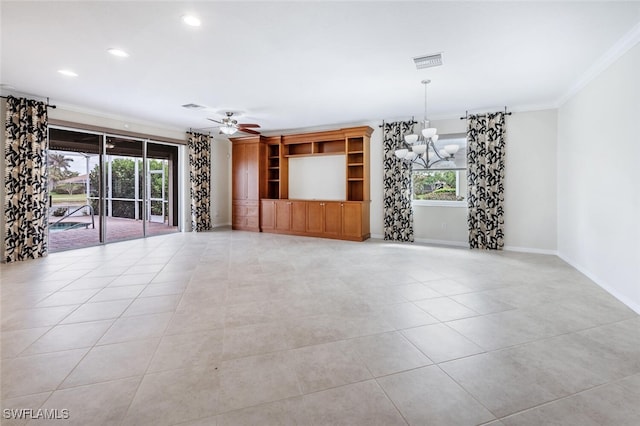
(1, 349), (87, 399)
(218, 351), (301, 413)
(165, 306), (226, 335)
(450, 292), (516, 315)
(2, 305), (78, 331)
(35, 289), (99, 308)
(291, 340), (371, 393)
(224, 301), (273, 328)
(424, 278), (475, 296)
(122, 294), (181, 317)
(377, 302), (439, 330)
(446, 309), (558, 350)
(402, 323), (484, 363)
(22, 320), (113, 355)
(1, 327), (50, 358)
(108, 273), (157, 287)
(216, 397), (309, 426)
(377, 365), (495, 426)
(352, 331), (432, 377)
(60, 275), (117, 291)
(148, 329), (224, 373)
(89, 285), (146, 302)
(222, 322), (291, 360)
(61, 338), (159, 388)
(1, 230), (639, 426)
(283, 315), (353, 348)
(414, 297), (480, 322)
(60, 300), (132, 324)
(122, 367), (219, 426)
(440, 352), (561, 417)
(98, 312), (172, 344)
(303, 380), (406, 426)
(31, 377), (141, 426)
(394, 283), (443, 301)
(1, 392), (51, 426)
(139, 282), (187, 297)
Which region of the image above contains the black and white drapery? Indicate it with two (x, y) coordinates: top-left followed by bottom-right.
(466, 112), (506, 250)
(382, 120), (415, 242)
(4, 96), (49, 262)
(187, 132), (212, 232)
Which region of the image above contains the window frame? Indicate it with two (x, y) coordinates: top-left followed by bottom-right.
(410, 133), (467, 208)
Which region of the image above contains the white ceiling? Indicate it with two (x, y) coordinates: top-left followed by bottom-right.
(2, 1), (639, 133)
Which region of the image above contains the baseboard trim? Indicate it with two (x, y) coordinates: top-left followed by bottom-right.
(558, 252), (640, 315)
(414, 238), (469, 248)
(503, 245), (558, 255)
(213, 222), (231, 228)
(370, 234), (469, 248)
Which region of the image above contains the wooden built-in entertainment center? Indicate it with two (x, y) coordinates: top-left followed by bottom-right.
(230, 126), (373, 241)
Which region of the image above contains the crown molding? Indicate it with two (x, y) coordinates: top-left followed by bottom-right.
(555, 21), (640, 107)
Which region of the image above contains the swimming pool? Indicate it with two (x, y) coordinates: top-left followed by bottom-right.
(49, 222), (90, 232)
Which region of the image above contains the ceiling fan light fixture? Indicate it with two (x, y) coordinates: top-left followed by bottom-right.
(220, 126), (238, 135)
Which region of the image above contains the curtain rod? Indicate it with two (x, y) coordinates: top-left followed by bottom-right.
(0, 95), (57, 109)
(460, 107), (511, 120)
(187, 128), (211, 135)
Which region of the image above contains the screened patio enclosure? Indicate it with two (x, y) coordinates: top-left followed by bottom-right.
(48, 127), (180, 252)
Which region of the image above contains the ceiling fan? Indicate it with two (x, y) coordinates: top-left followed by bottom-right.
(207, 112), (260, 136)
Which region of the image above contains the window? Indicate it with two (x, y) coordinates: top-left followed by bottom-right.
(411, 133), (467, 206)
(413, 169), (466, 202)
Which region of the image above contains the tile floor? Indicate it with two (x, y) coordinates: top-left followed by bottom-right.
(1, 230), (638, 425)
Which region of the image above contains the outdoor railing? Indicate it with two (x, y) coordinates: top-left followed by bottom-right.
(52, 204), (95, 229)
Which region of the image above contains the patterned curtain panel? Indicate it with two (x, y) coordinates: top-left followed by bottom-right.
(188, 132), (212, 232)
(467, 112), (506, 250)
(4, 96), (49, 262)
(382, 120), (415, 242)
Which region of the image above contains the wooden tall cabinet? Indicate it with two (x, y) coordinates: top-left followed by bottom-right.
(230, 137), (264, 231)
(232, 126), (373, 241)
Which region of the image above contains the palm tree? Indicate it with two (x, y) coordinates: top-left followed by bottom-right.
(48, 153), (72, 171)
(48, 152), (73, 188)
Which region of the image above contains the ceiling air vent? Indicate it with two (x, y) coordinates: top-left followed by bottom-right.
(181, 103), (206, 109)
(413, 53), (443, 70)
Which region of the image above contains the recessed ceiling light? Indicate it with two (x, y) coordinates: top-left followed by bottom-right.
(182, 15), (201, 27)
(107, 48), (129, 58)
(58, 69), (78, 77)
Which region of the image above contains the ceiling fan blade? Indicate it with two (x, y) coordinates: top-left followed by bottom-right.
(207, 118), (223, 124)
(238, 128), (260, 135)
(237, 123), (260, 128)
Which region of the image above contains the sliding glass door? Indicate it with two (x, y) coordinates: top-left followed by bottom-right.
(48, 127), (180, 252)
(104, 136), (144, 243)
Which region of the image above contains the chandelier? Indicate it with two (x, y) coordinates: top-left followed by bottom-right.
(395, 80), (459, 169)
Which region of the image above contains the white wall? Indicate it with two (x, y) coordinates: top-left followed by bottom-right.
(49, 107), (185, 141)
(558, 43), (640, 312)
(210, 136), (232, 228)
(370, 111), (558, 252)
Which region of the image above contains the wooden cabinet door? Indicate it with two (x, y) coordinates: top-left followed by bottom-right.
(306, 202), (323, 234)
(275, 201), (291, 231)
(232, 144), (246, 200)
(323, 202), (342, 237)
(261, 200), (275, 231)
(290, 201), (306, 232)
(342, 202), (362, 239)
(245, 142), (260, 200)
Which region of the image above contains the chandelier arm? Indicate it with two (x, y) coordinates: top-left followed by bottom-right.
(412, 156), (428, 169)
